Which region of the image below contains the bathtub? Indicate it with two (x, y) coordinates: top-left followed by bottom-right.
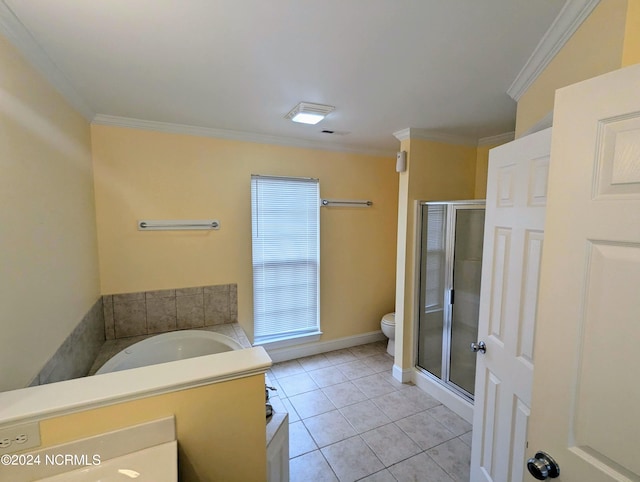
(95, 330), (244, 375)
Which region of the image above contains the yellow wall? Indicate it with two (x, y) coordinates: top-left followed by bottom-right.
(515, 0), (628, 137)
(91, 125), (398, 342)
(0, 34), (100, 391)
(474, 144), (495, 199)
(395, 139), (478, 369)
(1, 375), (266, 482)
(622, 0), (640, 66)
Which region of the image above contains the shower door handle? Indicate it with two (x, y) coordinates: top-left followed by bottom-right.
(470, 341), (486, 354)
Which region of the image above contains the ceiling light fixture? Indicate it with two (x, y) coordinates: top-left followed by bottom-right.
(285, 102), (334, 125)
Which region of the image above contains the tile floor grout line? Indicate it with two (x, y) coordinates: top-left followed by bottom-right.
(271, 341), (470, 481)
(318, 446), (341, 482)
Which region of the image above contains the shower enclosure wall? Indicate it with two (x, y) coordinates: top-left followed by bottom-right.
(416, 200), (485, 404)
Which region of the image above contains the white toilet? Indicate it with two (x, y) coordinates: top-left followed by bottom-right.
(381, 312), (396, 356)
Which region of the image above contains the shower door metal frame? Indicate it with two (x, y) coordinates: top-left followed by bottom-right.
(415, 200), (485, 403)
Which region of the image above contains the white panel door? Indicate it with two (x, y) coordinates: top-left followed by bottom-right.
(470, 128), (552, 482)
(527, 64), (640, 481)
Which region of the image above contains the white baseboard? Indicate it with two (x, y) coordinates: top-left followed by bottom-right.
(392, 364), (413, 383)
(413, 369), (474, 423)
(265, 331), (386, 363)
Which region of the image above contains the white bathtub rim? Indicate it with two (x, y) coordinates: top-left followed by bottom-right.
(95, 330), (244, 375)
(0, 346), (272, 427)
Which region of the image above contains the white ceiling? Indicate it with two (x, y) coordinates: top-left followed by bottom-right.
(3, 0), (568, 154)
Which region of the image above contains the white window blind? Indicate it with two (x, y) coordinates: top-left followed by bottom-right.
(251, 175), (320, 344)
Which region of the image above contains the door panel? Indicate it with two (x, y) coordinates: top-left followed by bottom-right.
(471, 128), (552, 482)
(488, 227), (511, 344)
(516, 230), (543, 364)
(528, 63), (640, 480)
(575, 242), (640, 473)
(509, 399), (529, 482)
(479, 371), (500, 479)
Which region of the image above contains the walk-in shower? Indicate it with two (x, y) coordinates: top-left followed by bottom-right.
(416, 200), (485, 403)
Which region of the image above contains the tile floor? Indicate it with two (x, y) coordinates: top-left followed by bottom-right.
(266, 341), (472, 482)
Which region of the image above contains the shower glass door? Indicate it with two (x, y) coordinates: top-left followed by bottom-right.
(417, 203), (447, 380)
(416, 201), (485, 401)
(449, 206), (485, 395)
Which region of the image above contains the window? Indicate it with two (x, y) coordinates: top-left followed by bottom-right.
(251, 175), (320, 345)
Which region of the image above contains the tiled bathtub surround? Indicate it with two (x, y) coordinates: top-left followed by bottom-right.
(30, 298), (105, 386)
(103, 284), (238, 339)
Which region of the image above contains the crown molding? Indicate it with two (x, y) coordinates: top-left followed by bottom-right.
(392, 127), (477, 146)
(478, 131), (515, 146)
(92, 115), (395, 158)
(394, 127), (515, 147)
(0, 1), (94, 120)
(393, 128), (412, 142)
(507, 0), (600, 101)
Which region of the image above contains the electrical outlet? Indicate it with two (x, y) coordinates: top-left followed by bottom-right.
(0, 422), (40, 454)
